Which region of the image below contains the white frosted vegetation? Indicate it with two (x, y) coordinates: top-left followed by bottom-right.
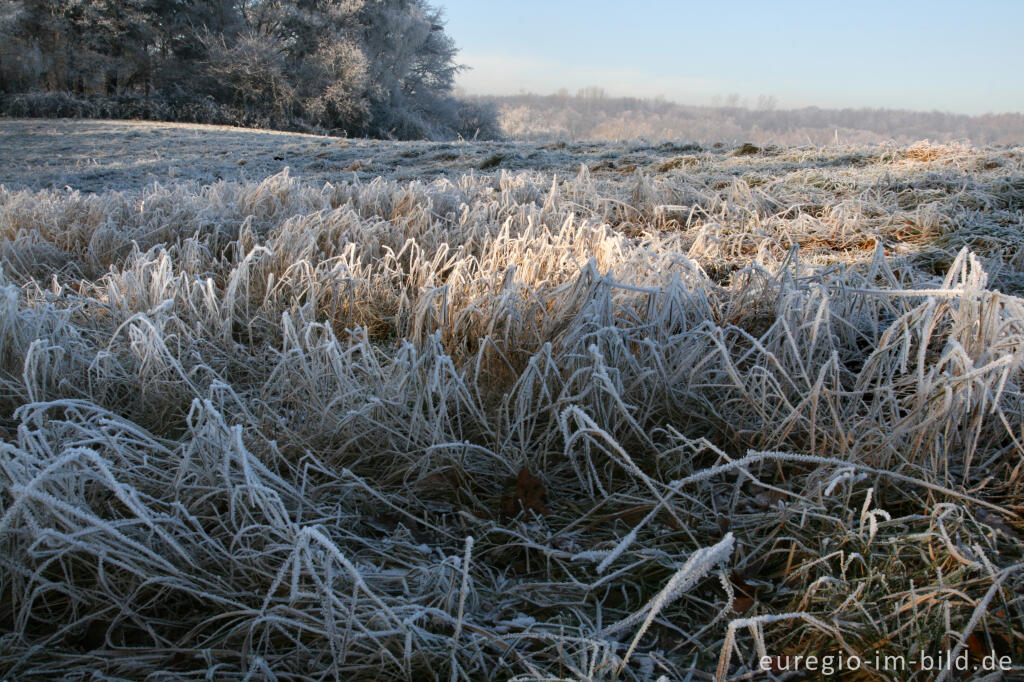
(1, 137), (1023, 679)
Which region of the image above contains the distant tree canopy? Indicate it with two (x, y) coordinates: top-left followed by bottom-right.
(0, 0), (500, 139)
(488, 91), (1024, 146)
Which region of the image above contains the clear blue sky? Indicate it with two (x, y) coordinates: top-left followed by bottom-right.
(438, 0), (1024, 115)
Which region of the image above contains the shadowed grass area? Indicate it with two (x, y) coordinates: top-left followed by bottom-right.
(1, 128), (1023, 680)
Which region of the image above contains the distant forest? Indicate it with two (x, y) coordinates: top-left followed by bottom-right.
(0, 0), (500, 139)
(481, 89), (1024, 146)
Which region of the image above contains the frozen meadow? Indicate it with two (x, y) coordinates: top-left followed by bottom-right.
(1, 120), (1024, 680)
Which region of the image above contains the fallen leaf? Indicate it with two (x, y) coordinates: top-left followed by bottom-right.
(967, 632), (985, 658)
(500, 467), (549, 518)
(732, 596), (755, 615)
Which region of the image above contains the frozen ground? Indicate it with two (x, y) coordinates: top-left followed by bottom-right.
(1, 120), (1023, 680)
(0, 118), (674, 191)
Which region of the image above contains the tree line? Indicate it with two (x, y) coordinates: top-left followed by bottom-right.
(0, 0), (500, 139)
(487, 89), (1024, 146)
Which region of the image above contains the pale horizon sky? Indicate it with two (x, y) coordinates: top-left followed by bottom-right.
(439, 0), (1024, 116)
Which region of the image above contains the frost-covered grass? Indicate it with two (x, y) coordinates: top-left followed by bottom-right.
(1, 123), (1024, 680)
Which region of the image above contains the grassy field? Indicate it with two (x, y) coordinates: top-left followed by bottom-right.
(2, 120), (1024, 680)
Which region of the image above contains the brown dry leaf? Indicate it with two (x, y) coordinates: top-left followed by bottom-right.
(731, 596), (755, 615)
(729, 570), (764, 616)
(967, 632), (985, 658)
(966, 630), (1013, 661)
(500, 467), (549, 519)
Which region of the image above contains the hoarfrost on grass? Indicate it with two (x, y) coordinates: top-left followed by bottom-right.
(1, 122), (1023, 679)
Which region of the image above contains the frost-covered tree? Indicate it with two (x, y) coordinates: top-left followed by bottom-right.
(356, 0), (459, 137)
(0, 0), (498, 139)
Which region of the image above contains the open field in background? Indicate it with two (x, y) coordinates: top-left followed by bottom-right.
(1, 120), (1024, 680)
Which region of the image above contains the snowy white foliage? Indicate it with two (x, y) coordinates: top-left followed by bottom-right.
(0, 125), (1023, 679)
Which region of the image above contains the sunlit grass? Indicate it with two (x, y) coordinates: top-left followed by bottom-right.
(1, 128), (1023, 680)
